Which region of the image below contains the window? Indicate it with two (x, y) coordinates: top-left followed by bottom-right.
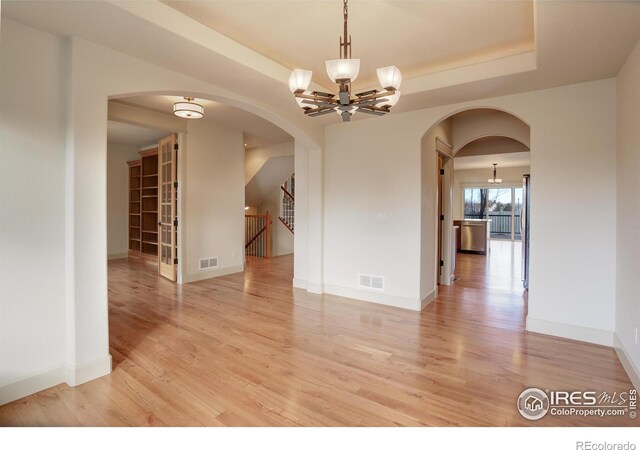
(463, 187), (523, 240)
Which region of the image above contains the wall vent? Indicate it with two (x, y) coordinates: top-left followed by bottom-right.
(358, 273), (384, 290)
(199, 257), (218, 270)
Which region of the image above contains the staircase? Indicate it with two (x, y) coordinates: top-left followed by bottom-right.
(280, 173), (294, 234)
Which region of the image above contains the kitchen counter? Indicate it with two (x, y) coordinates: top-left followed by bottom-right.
(459, 219), (491, 255)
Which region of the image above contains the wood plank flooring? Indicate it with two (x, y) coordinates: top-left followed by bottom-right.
(0, 242), (634, 426)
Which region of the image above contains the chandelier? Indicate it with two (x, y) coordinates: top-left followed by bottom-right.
(488, 163), (503, 184)
(288, 0), (402, 122)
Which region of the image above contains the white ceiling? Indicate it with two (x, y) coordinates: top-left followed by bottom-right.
(107, 121), (168, 147)
(164, 0), (534, 90)
(4, 1), (640, 126)
(454, 151), (530, 171)
(115, 95), (293, 149)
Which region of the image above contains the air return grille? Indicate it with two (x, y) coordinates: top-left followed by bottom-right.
(358, 274), (384, 290)
(199, 257), (218, 270)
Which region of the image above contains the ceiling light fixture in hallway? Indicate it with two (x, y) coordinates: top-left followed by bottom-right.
(173, 97), (204, 119)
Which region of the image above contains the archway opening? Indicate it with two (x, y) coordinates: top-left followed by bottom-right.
(420, 107), (531, 310)
(105, 92), (304, 368)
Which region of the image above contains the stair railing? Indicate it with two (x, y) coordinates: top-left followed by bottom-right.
(280, 186), (294, 234)
(245, 211), (271, 257)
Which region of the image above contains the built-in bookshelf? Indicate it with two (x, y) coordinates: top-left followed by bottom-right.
(127, 160), (141, 256)
(128, 146), (159, 263)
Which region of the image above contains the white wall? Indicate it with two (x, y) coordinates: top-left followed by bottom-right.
(259, 188), (294, 257)
(323, 78), (618, 346)
(106, 143), (141, 259)
(183, 120), (245, 282)
(0, 19), (68, 402)
(452, 166), (530, 220)
(615, 39), (640, 387)
(245, 141), (294, 184)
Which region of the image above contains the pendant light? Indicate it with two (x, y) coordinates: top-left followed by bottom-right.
(488, 163), (503, 184)
(289, 0), (402, 122)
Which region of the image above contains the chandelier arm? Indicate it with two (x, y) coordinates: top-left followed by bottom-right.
(295, 92), (337, 101)
(354, 89), (396, 102)
(356, 108), (387, 116)
(305, 107), (337, 117)
(352, 97), (388, 107)
(301, 99), (339, 108)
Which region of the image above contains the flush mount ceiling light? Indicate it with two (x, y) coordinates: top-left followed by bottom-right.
(488, 163), (503, 184)
(173, 97), (204, 119)
(288, 0), (402, 123)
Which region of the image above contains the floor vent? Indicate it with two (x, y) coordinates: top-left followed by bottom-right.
(358, 274), (384, 290)
(199, 257), (218, 270)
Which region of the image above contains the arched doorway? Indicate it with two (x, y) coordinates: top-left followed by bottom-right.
(420, 107), (531, 305)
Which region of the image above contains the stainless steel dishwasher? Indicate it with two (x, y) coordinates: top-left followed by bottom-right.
(460, 220), (489, 254)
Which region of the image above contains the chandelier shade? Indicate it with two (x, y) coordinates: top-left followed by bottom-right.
(325, 58), (361, 83)
(288, 0), (402, 123)
(377, 90), (401, 108)
(295, 91), (319, 109)
(288, 69), (313, 93)
(173, 97), (204, 119)
(376, 66), (402, 91)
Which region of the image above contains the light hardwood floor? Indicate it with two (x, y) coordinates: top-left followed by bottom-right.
(0, 242), (634, 426)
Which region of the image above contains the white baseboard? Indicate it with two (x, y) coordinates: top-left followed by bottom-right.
(526, 317), (614, 347)
(421, 288), (438, 310)
(324, 284), (421, 311)
(306, 282), (323, 294)
(183, 264), (244, 283)
(0, 366), (66, 406)
(292, 278), (307, 290)
(614, 334), (640, 390)
(66, 354), (112, 387)
(107, 252), (128, 260)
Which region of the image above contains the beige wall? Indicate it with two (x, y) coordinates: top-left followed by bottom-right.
(183, 120), (245, 282)
(420, 118), (453, 298)
(106, 143), (141, 259)
(0, 19), (67, 397)
(616, 39), (640, 386)
(324, 78), (618, 348)
(451, 108), (530, 151)
(452, 166), (530, 220)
